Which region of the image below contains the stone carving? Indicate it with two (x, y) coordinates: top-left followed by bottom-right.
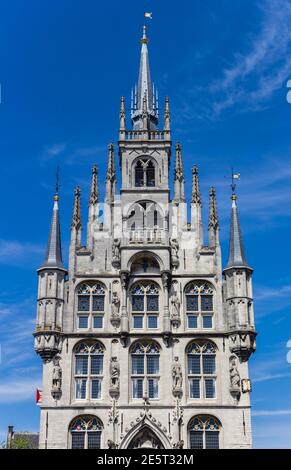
(112, 238), (121, 259)
(173, 440), (184, 449)
(109, 357), (120, 395)
(172, 357), (182, 396)
(171, 292), (181, 322)
(111, 292), (120, 317)
(112, 238), (121, 268)
(51, 356), (62, 399)
(230, 356), (241, 390)
(170, 238), (179, 268)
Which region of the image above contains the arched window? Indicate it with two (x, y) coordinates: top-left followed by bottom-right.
(134, 158), (156, 188)
(188, 415), (221, 449)
(187, 342), (216, 399)
(185, 282), (214, 329)
(131, 341), (160, 399)
(77, 283), (105, 329)
(70, 415), (102, 449)
(131, 282), (159, 329)
(74, 342), (104, 401)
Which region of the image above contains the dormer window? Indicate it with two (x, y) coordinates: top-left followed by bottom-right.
(134, 158), (155, 187)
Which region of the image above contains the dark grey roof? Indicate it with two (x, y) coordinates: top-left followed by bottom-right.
(39, 196), (66, 271)
(225, 196), (251, 270)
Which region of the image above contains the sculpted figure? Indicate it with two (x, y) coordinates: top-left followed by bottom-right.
(172, 357), (182, 391)
(230, 357), (241, 390)
(111, 292), (120, 318)
(110, 357), (120, 389)
(52, 356), (62, 391)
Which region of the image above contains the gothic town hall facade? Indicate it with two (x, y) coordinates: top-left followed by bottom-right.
(34, 26), (257, 449)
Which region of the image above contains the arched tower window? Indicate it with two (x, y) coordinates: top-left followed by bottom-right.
(185, 282), (214, 329)
(187, 341), (216, 399)
(70, 415), (102, 449)
(131, 282), (159, 329)
(77, 283), (105, 329)
(74, 341), (104, 401)
(134, 158), (156, 187)
(131, 341), (160, 399)
(188, 415), (221, 449)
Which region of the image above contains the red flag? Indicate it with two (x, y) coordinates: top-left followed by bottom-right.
(36, 388), (42, 405)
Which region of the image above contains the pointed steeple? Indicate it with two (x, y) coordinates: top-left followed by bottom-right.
(71, 186), (82, 230)
(208, 187), (219, 247)
(89, 165), (98, 206)
(192, 165), (201, 204)
(131, 25), (158, 130)
(105, 144), (116, 203)
(173, 143), (185, 202)
(39, 186), (65, 272)
(225, 193), (250, 269)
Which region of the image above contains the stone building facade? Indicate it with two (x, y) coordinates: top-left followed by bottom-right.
(34, 26), (257, 449)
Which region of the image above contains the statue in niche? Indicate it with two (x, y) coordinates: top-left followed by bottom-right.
(110, 357), (120, 390)
(52, 356), (62, 391)
(172, 357), (183, 391)
(170, 238), (179, 258)
(171, 292), (181, 320)
(230, 356), (241, 390)
(111, 292), (120, 318)
(112, 238), (121, 260)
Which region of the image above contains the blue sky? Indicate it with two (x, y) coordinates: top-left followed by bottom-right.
(0, 0), (291, 448)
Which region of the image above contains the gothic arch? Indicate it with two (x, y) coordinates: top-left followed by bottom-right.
(125, 199), (167, 221)
(184, 279), (215, 293)
(127, 251), (164, 273)
(119, 418), (171, 449)
(132, 156), (158, 188)
(68, 415), (103, 449)
(185, 338), (218, 353)
(73, 338), (106, 353)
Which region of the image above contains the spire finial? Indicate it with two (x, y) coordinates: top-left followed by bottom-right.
(141, 24), (149, 44)
(175, 143), (184, 180)
(54, 166), (60, 201)
(209, 187), (219, 229)
(231, 168), (240, 202)
(164, 96), (170, 131)
(89, 165), (98, 206)
(71, 186), (82, 230)
(119, 96), (126, 131)
(192, 165), (201, 204)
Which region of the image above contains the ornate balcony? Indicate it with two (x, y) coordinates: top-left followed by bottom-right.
(124, 228), (167, 245)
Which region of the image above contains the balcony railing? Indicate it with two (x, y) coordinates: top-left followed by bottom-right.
(120, 130), (171, 141)
(124, 228), (167, 245)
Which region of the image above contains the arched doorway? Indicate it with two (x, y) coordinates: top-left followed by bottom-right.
(127, 426), (164, 449)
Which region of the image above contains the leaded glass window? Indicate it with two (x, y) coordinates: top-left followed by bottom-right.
(187, 342), (216, 399)
(131, 342), (160, 399)
(185, 282), (214, 329)
(74, 342), (104, 401)
(70, 416), (102, 449)
(131, 282), (159, 330)
(189, 415), (221, 449)
(77, 283), (105, 330)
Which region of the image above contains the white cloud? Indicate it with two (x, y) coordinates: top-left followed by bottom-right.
(253, 409), (291, 416)
(210, 0), (291, 114)
(41, 143), (66, 161)
(0, 377), (40, 404)
(0, 239), (43, 266)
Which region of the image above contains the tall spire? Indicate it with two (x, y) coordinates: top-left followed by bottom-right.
(71, 186), (82, 230)
(105, 144), (116, 203)
(208, 187), (219, 247)
(173, 143), (185, 202)
(191, 165), (201, 204)
(225, 192), (250, 269)
(89, 165), (98, 206)
(39, 180), (65, 271)
(131, 25), (158, 130)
